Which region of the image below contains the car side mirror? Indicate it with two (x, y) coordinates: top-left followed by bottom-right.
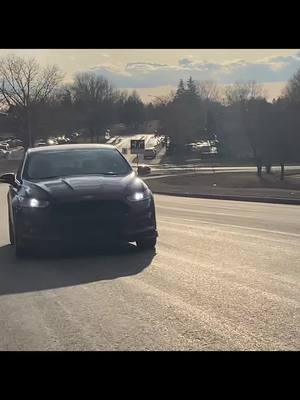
(0, 173), (16, 186)
(137, 165), (151, 176)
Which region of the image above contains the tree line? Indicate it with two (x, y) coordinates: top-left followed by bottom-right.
(150, 76), (300, 178)
(0, 54), (147, 147)
(0, 54), (300, 178)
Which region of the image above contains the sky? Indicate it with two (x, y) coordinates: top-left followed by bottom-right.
(0, 49), (299, 102)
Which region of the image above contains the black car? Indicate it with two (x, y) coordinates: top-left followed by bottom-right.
(0, 144), (158, 257)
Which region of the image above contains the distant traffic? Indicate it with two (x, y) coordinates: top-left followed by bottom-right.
(0, 130), (219, 166)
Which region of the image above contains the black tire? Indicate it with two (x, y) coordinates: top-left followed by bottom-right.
(14, 233), (30, 258)
(136, 237), (157, 250)
(15, 242), (29, 258)
(9, 216), (15, 245)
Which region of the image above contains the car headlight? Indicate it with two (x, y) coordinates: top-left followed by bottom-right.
(127, 189), (151, 202)
(17, 195), (49, 208)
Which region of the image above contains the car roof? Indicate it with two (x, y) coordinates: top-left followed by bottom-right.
(27, 143), (117, 153)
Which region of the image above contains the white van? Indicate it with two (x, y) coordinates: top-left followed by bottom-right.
(144, 148), (156, 159)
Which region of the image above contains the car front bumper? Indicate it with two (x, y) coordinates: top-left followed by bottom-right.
(14, 198), (158, 245)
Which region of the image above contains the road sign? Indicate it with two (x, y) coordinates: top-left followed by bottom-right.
(130, 139), (145, 154)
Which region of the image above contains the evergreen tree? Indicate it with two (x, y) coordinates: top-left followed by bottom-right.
(162, 77), (206, 151)
(121, 90), (145, 129)
(175, 79), (186, 99)
(186, 76), (198, 98)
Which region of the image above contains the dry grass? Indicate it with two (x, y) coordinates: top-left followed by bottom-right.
(147, 171), (300, 199)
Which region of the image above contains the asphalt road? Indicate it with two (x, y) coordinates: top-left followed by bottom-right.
(0, 184), (299, 350)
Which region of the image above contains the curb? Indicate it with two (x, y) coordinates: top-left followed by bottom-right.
(152, 191), (300, 205)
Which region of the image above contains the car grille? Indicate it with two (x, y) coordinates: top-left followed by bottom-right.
(51, 200), (130, 235)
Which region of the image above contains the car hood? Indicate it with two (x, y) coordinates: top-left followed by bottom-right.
(22, 172), (147, 202)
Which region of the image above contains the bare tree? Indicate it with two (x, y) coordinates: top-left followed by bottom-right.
(224, 81), (264, 105)
(197, 80), (220, 102)
(72, 72), (115, 103)
(119, 90), (145, 130)
(71, 72), (116, 142)
(0, 54), (63, 146)
(222, 81), (267, 175)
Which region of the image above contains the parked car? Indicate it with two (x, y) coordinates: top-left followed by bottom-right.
(185, 143), (198, 153)
(7, 138), (24, 148)
(0, 143), (10, 159)
(57, 135), (70, 145)
(46, 137), (58, 146)
(144, 148), (157, 159)
(8, 146), (25, 160)
(68, 132), (81, 143)
(33, 139), (48, 147)
(0, 143), (10, 151)
(0, 144), (158, 257)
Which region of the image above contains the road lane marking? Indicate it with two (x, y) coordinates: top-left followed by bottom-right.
(158, 216), (300, 238)
(155, 195), (300, 211)
(157, 203), (300, 222)
(155, 196), (298, 212)
(156, 204), (277, 220)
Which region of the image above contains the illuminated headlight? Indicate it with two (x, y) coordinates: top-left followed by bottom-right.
(127, 189), (151, 202)
(17, 196), (49, 208)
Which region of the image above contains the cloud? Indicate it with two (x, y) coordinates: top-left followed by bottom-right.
(178, 58), (193, 66)
(82, 51), (300, 88)
(126, 62), (169, 69)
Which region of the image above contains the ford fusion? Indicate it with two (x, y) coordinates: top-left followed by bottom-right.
(0, 144), (158, 257)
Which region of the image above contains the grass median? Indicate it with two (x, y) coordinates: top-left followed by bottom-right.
(146, 170), (300, 202)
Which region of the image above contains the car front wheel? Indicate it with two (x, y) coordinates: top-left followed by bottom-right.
(15, 239), (30, 258)
(14, 230), (31, 258)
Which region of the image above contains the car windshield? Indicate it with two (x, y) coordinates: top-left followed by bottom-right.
(23, 148), (132, 180)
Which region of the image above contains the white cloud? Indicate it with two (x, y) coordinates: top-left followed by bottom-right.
(89, 62), (127, 74)
(82, 51), (300, 88)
